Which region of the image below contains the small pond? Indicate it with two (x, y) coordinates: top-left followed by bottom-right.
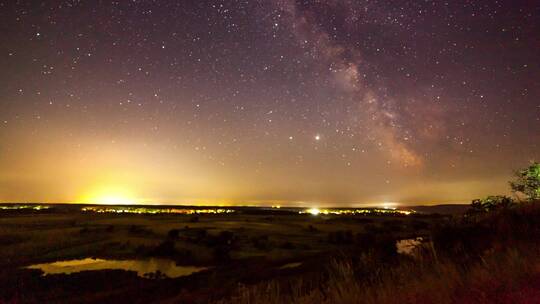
(396, 237), (424, 256)
(279, 262), (302, 270)
(25, 258), (207, 279)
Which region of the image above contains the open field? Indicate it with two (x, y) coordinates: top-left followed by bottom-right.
(2, 202), (539, 304)
(0, 204), (447, 303)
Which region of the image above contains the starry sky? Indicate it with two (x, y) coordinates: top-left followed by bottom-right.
(0, 0), (539, 206)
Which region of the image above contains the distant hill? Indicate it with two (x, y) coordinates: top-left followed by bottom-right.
(408, 204), (470, 215)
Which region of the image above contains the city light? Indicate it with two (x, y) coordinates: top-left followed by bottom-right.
(307, 208), (320, 215)
(299, 208), (413, 216)
(80, 206), (235, 215)
(0, 205), (50, 211)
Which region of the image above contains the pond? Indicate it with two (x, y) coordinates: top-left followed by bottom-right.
(396, 237), (424, 257)
(279, 262), (302, 270)
(25, 258), (207, 279)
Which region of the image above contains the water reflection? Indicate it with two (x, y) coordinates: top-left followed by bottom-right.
(279, 262), (302, 270)
(396, 237), (423, 256)
(26, 258), (206, 279)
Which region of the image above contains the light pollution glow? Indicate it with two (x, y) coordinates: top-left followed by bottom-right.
(0, 112), (526, 206)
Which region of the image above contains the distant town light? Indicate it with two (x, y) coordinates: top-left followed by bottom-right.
(308, 208), (320, 215)
(382, 202), (398, 210)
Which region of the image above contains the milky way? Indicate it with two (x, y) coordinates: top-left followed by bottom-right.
(0, 1), (539, 205)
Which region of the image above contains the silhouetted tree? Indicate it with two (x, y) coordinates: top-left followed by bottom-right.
(510, 162), (540, 201)
(469, 195), (514, 213)
(151, 240), (176, 256)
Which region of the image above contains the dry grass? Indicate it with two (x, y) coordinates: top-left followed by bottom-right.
(217, 246), (540, 304)
(217, 202), (540, 304)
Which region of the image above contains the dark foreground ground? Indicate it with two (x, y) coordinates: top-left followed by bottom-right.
(0, 203), (538, 303)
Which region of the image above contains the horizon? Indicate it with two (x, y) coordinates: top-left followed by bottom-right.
(0, 200), (472, 208)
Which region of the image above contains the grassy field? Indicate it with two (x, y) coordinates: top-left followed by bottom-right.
(0, 206), (441, 267)
(217, 202), (540, 304)
(2, 203), (538, 303)
(0, 204), (443, 303)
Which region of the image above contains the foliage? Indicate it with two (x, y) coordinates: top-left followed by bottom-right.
(218, 202), (540, 304)
(469, 195), (514, 213)
(510, 162), (540, 201)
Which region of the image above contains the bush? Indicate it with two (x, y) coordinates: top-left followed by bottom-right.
(185, 228), (207, 243)
(384, 219), (405, 232)
(167, 229), (180, 239)
(128, 225), (151, 235)
(280, 241), (295, 249)
(151, 240), (177, 256)
(355, 233), (375, 248)
(510, 162), (540, 201)
(364, 224), (391, 234)
(410, 220), (430, 230)
(307, 225), (319, 232)
(328, 230), (353, 244)
(252, 235), (271, 250)
(469, 195), (514, 213)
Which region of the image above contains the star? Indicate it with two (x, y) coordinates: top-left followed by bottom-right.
(0, 0), (537, 205)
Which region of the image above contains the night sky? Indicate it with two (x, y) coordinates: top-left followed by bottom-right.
(0, 1), (539, 206)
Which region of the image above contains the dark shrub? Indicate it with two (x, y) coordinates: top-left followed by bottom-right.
(355, 218), (374, 224)
(0, 234), (27, 246)
(384, 219), (404, 231)
(218, 231), (235, 245)
(364, 224), (389, 234)
(167, 229), (180, 239)
(355, 233), (376, 248)
(252, 235), (271, 250)
(410, 220), (429, 230)
(469, 195), (514, 214)
(355, 233), (397, 257)
(374, 234), (398, 258)
(213, 246), (231, 263)
(128, 225), (150, 235)
(143, 270), (166, 279)
(281, 241), (295, 249)
(151, 240), (177, 256)
(185, 228), (207, 243)
(432, 222), (492, 259)
(328, 230), (353, 244)
(206, 230), (235, 248)
(135, 245), (149, 255)
(510, 162), (540, 200)
(307, 225), (319, 232)
(210, 231), (237, 263)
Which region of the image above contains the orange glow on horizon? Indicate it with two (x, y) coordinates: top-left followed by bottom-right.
(79, 185), (138, 205)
